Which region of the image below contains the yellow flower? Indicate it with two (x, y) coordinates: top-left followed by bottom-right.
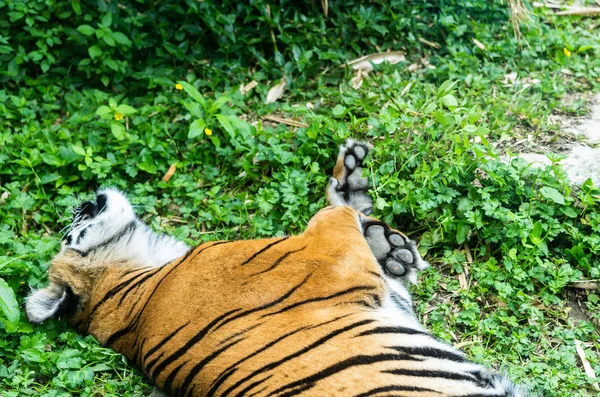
(114, 112), (124, 121)
(563, 47), (571, 57)
(204, 128), (212, 136)
(175, 83), (183, 90)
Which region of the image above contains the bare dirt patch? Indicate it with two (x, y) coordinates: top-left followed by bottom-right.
(505, 93), (600, 186)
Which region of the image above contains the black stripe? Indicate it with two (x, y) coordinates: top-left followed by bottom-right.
(240, 238), (288, 265)
(142, 321), (190, 365)
(267, 353), (421, 397)
(386, 345), (466, 363)
(355, 326), (428, 338)
(367, 293), (382, 307)
(180, 339), (243, 397)
(208, 273), (312, 335)
(354, 385), (441, 397)
(162, 361), (187, 395)
(148, 308), (241, 377)
(231, 375), (273, 397)
(335, 300), (377, 309)
(245, 246), (307, 279)
(104, 242), (228, 347)
(389, 290), (411, 308)
(383, 368), (479, 383)
(260, 286), (376, 318)
(207, 314), (353, 397)
(75, 225), (90, 244)
(219, 319), (375, 397)
(219, 323), (263, 346)
(117, 269), (161, 306)
(368, 270), (384, 280)
(86, 267), (162, 330)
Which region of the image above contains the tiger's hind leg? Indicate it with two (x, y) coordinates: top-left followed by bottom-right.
(327, 139), (374, 215)
(360, 217), (429, 285)
(327, 139), (429, 284)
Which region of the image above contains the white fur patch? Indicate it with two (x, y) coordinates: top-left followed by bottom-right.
(63, 188), (189, 267)
(26, 286), (66, 324)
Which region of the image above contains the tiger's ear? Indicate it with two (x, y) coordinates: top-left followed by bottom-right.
(26, 283), (71, 324)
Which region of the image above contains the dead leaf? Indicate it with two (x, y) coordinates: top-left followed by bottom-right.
(240, 80), (258, 94)
(458, 271), (468, 290)
(575, 340), (600, 390)
(407, 63), (420, 72)
(266, 79), (286, 104)
(418, 37), (441, 49)
(503, 72), (518, 85)
(473, 38), (486, 51)
(0, 191), (8, 205)
(162, 164), (177, 182)
(321, 0), (328, 17)
(348, 51), (406, 73)
(400, 82), (413, 96)
(351, 69), (365, 89)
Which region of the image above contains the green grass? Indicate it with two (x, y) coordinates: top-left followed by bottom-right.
(1, 0), (600, 395)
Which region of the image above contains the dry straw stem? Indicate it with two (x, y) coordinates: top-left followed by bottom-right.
(555, 7), (600, 16)
(347, 51), (406, 73)
(161, 164), (177, 182)
(568, 280), (599, 290)
(240, 80), (258, 94)
(262, 115), (309, 128)
(574, 340), (600, 390)
(506, 0), (533, 40)
(533, 2), (600, 15)
(321, 0), (328, 17)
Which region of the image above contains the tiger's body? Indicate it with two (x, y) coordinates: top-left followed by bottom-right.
(27, 141), (532, 397)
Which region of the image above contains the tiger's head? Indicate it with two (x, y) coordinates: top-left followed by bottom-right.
(25, 188), (189, 324)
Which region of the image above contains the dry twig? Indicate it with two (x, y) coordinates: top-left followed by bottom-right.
(262, 115), (309, 128)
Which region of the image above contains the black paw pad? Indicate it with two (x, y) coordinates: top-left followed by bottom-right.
(363, 221), (428, 284)
(327, 140), (373, 215)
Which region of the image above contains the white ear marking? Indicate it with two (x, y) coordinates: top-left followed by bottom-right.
(26, 286), (67, 324)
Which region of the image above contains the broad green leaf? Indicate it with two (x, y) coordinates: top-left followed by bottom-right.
(540, 186), (565, 205)
(103, 34), (115, 47)
(105, 59), (118, 71)
(332, 104), (346, 117)
(115, 104), (137, 115)
(110, 123), (125, 140)
(77, 25), (95, 36)
(178, 81), (207, 109)
(560, 206), (578, 218)
(0, 278), (19, 327)
(95, 105), (112, 116)
(436, 80), (457, 97)
(210, 136), (221, 148)
(209, 96), (232, 114)
(88, 45), (101, 59)
(100, 13), (112, 28)
(188, 119), (206, 139)
(216, 114), (236, 138)
(441, 94), (458, 108)
(112, 32), (132, 46)
(71, 144), (86, 156)
(456, 221), (470, 244)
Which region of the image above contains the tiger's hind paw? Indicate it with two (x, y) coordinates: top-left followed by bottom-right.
(327, 139), (374, 215)
(362, 220), (429, 285)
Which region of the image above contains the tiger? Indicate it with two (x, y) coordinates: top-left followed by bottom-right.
(26, 140), (533, 397)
